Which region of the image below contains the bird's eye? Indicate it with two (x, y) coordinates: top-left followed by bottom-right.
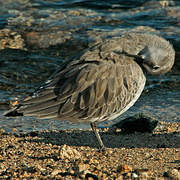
(153, 65), (160, 70)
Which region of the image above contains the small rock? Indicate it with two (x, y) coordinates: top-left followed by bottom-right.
(0, 129), (5, 136)
(68, 10), (81, 16)
(29, 131), (38, 137)
(117, 164), (133, 173)
(0, 29), (25, 49)
(135, 169), (151, 179)
(78, 163), (89, 173)
(69, 169), (75, 174)
(24, 30), (71, 48)
(59, 144), (81, 160)
(37, 164), (46, 172)
(51, 169), (62, 176)
(21, 165), (36, 173)
(116, 175), (124, 180)
(85, 173), (98, 180)
(122, 172), (132, 178)
(164, 169), (180, 180)
(131, 172), (139, 178)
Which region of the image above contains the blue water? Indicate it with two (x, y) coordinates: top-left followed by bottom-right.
(0, 0), (180, 132)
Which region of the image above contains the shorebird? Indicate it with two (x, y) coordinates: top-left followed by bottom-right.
(4, 32), (175, 150)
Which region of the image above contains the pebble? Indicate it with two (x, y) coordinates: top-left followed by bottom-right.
(59, 144), (81, 160)
(78, 163), (89, 173)
(0, 29), (25, 49)
(117, 164), (133, 173)
(131, 172), (139, 178)
(164, 168), (180, 180)
(51, 169), (62, 176)
(135, 169), (151, 179)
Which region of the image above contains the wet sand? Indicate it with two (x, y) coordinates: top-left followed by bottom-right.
(0, 121), (179, 179)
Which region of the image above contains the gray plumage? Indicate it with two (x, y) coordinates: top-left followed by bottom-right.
(4, 32), (175, 149)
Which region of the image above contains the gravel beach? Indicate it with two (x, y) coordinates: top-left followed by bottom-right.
(0, 121), (179, 179)
(0, 1), (180, 179)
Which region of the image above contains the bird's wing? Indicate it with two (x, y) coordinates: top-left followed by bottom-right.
(17, 53), (145, 122)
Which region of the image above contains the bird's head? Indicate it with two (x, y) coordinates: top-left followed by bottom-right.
(136, 40), (175, 75)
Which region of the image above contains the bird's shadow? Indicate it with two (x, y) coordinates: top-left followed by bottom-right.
(17, 129), (180, 149)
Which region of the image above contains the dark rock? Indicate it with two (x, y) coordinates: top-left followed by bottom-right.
(85, 173), (98, 180)
(29, 131), (38, 137)
(113, 113), (158, 133)
(163, 168), (180, 179)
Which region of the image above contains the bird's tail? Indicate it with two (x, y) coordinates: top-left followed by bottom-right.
(3, 107), (23, 117)
(3, 100), (23, 117)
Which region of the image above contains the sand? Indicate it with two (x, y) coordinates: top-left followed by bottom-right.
(0, 121), (180, 179)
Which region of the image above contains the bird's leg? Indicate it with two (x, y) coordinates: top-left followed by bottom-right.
(90, 122), (105, 151)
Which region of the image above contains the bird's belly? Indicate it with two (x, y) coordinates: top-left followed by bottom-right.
(89, 77), (146, 123)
